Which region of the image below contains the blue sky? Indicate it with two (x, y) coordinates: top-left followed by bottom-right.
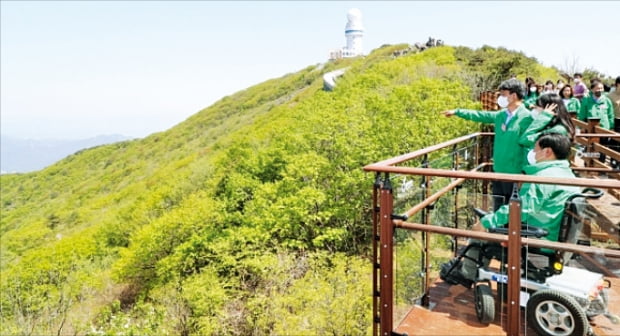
(2, 1), (619, 140)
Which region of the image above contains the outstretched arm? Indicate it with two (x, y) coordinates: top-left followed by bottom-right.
(442, 109), (456, 117)
(444, 108), (498, 124)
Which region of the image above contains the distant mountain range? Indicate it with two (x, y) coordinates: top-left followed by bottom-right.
(0, 134), (133, 174)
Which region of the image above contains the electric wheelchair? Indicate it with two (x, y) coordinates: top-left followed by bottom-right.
(440, 188), (617, 336)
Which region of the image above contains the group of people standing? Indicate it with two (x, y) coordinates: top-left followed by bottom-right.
(443, 75), (619, 214)
(524, 74), (619, 132)
(443, 78), (581, 212)
(439, 76), (619, 286)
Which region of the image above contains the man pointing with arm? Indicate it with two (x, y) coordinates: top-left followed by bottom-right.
(444, 78), (533, 210)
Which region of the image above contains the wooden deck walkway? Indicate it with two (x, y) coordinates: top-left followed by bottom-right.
(587, 189), (620, 245)
(395, 277), (620, 336)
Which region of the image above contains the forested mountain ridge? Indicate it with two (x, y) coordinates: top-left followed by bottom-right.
(1, 45), (560, 335)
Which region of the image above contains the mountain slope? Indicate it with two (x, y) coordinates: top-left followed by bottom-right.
(0, 45), (558, 335)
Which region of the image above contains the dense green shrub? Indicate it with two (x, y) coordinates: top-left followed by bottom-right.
(1, 45), (569, 334)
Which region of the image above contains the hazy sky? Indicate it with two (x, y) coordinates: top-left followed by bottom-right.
(2, 1), (619, 140)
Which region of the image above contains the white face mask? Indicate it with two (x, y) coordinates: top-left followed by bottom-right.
(527, 149), (537, 165)
(530, 87), (537, 92)
(497, 95), (509, 108)
(574, 78), (581, 84)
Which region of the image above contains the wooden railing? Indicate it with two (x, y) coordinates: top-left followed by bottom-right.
(364, 131), (620, 336)
(571, 117), (620, 173)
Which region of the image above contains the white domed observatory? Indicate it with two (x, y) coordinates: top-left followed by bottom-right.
(342, 8), (364, 57)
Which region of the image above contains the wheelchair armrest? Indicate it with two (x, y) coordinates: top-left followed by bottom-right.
(568, 187), (604, 201)
(473, 207), (489, 219)
(489, 225), (549, 238)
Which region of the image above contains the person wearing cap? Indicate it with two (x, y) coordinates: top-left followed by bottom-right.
(443, 78), (533, 211)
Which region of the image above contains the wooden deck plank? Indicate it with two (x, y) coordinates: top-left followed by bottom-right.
(587, 191), (620, 244)
(395, 277), (620, 336)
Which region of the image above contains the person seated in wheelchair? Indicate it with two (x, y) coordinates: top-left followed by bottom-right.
(441, 133), (581, 287)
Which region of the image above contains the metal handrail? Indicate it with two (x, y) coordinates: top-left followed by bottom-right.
(365, 131), (619, 336)
(365, 165), (619, 189)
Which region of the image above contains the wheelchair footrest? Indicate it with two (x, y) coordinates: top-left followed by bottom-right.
(440, 258), (473, 288)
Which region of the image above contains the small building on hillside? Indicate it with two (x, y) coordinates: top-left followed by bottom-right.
(329, 8), (364, 60)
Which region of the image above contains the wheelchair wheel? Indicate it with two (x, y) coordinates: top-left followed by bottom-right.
(474, 284), (495, 324)
(526, 289), (588, 336)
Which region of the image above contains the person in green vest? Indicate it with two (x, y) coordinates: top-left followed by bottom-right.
(519, 93), (576, 161)
(579, 80), (616, 164)
(440, 133), (580, 286)
(524, 82), (541, 109)
(578, 81), (615, 130)
(559, 84), (581, 115)
(443, 78), (533, 210)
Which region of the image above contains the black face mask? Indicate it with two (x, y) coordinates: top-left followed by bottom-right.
(594, 91), (603, 97)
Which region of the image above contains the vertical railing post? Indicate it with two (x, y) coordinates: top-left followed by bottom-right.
(506, 183), (522, 335)
(568, 111), (577, 120)
(372, 173), (382, 336)
(452, 144), (460, 257)
(569, 112), (580, 167)
(421, 155), (431, 307)
(378, 173), (394, 336)
(586, 118), (601, 167)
